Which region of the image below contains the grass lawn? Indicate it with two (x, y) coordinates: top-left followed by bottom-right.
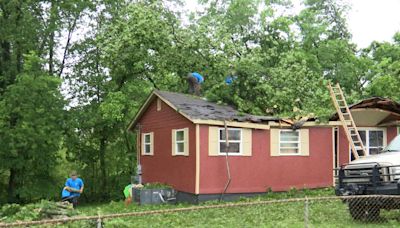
(2, 188), (400, 227)
(68, 188), (399, 227)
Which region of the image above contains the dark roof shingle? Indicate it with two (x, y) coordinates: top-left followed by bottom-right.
(155, 90), (280, 122)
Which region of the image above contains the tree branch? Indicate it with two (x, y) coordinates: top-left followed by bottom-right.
(58, 15), (78, 77)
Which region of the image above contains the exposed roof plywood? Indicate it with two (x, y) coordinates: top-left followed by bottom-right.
(331, 97), (400, 126)
(351, 109), (390, 126)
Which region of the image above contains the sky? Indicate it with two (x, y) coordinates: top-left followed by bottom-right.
(345, 0), (400, 48)
(183, 0), (400, 48)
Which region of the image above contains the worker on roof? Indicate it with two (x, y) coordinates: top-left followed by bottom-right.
(225, 75), (237, 85)
(187, 72), (204, 96)
(225, 67), (237, 85)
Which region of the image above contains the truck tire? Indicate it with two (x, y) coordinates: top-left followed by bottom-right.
(348, 199), (380, 221)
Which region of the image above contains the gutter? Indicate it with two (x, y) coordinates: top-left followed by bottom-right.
(192, 119), (270, 129)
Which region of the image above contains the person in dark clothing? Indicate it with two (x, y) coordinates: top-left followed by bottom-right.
(187, 72), (204, 96)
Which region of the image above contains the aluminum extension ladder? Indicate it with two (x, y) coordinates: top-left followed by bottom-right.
(328, 83), (366, 159)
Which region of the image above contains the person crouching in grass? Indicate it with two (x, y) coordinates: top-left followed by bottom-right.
(61, 171), (84, 208)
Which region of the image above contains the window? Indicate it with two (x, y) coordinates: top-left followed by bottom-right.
(209, 127), (252, 156)
(142, 132), (153, 155)
(172, 128), (189, 156)
(218, 128), (242, 154)
(350, 129), (385, 160)
(175, 129), (185, 154)
(279, 130), (300, 155)
(368, 130), (384, 155)
(271, 129), (309, 157)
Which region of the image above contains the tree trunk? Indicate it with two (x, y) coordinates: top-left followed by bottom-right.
(48, 33), (54, 74)
(0, 3), (11, 92)
(0, 41), (11, 94)
(58, 15), (78, 77)
(15, 1), (22, 74)
(16, 41), (22, 74)
(48, 0), (57, 74)
(99, 136), (107, 198)
(7, 168), (18, 203)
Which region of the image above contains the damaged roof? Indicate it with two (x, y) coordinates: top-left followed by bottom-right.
(331, 97), (400, 120)
(128, 91), (400, 131)
(349, 97), (400, 113)
(155, 90), (280, 122)
(127, 90), (281, 130)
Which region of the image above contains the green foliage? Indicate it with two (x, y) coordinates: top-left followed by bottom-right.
(362, 33), (400, 100)
(0, 200), (76, 222)
(0, 54), (65, 202)
(4, 188), (400, 227)
(141, 182), (172, 190)
(2, 0), (400, 206)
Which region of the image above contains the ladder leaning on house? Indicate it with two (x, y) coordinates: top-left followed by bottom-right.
(328, 83), (367, 160)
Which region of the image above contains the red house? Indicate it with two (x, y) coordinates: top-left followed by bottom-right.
(128, 91), (400, 202)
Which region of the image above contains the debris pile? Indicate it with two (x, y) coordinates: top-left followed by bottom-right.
(0, 200), (77, 223)
(39, 201), (75, 219)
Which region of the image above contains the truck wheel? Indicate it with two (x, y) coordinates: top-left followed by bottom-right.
(348, 199), (380, 221)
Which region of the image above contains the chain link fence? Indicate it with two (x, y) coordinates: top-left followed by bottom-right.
(306, 195), (400, 226)
(1, 195), (400, 227)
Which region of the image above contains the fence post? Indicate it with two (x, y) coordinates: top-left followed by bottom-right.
(97, 212), (103, 228)
(304, 197), (309, 228)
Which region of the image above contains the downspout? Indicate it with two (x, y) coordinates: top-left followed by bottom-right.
(136, 124), (142, 185)
(220, 120), (232, 201)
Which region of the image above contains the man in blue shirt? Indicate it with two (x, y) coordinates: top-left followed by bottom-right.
(187, 72), (204, 96)
(61, 171), (84, 208)
(225, 75), (237, 85)
(225, 67), (237, 85)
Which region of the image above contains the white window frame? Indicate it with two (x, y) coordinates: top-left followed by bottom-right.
(349, 127), (387, 161)
(143, 133), (152, 155)
(218, 128), (243, 155)
(279, 130), (301, 156)
(175, 129), (186, 155)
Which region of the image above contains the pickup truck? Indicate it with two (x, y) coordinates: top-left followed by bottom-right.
(336, 135), (400, 221)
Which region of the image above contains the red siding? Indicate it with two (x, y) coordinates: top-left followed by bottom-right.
(387, 127), (397, 142)
(138, 99), (196, 193)
(338, 126), (349, 165)
(199, 126), (334, 194)
(137, 98), (399, 195)
(338, 126), (398, 165)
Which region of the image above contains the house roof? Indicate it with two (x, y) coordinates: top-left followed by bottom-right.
(128, 92), (400, 132)
(155, 91), (280, 122)
(330, 97), (400, 120)
(349, 97), (400, 113)
(330, 97), (400, 126)
(127, 90), (281, 131)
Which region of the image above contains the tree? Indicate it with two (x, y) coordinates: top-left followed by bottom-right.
(0, 0), (93, 203)
(363, 33), (400, 100)
(64, 0), (177, 200)
(0, 54), (65, 203)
